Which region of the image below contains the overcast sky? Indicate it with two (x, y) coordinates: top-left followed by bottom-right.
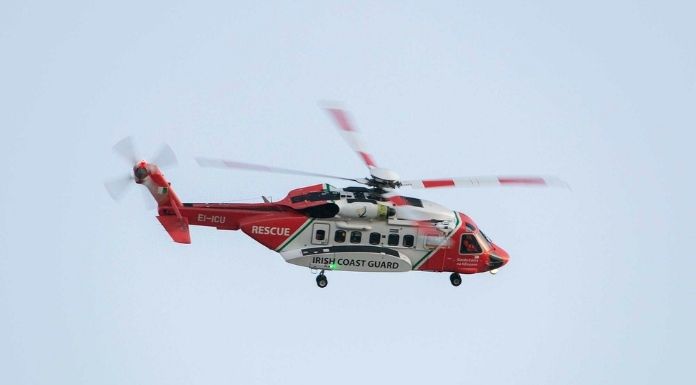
(1, 1), (694, 384)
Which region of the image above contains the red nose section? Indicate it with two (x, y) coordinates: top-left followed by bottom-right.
(488, 244), (510, 270)
(498, 246), (510, 265)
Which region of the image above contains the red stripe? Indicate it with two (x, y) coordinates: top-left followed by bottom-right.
(498, 177), (546, 185)
(328, 109), (353, 131)
(359, 152), (377, 167)
(422, 179), (456, 188)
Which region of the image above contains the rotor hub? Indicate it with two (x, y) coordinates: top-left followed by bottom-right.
(368, 167), (401, 189)
(133, 162), (150, 182)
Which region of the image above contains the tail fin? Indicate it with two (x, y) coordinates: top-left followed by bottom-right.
(135, 161), (191, 244)
(157, 215), (191, 244)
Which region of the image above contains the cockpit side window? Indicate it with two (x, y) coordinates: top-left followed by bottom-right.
(478, 231), (492, 250)
(459, 234), (482, 254)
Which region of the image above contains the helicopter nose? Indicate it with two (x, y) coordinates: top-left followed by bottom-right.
(488, 247), (510, 270)
(488, 254), (506, 270)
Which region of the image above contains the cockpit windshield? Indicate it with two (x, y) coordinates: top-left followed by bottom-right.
(481, 231), (493, 244)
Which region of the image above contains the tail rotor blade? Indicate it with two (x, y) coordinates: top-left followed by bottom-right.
(153, 143), (178, 169)
(112, 136), (139, 164)
(104, 174), (134, 201)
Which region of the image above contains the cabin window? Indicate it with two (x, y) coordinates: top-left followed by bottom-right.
(315, 229), (326, 241)
(402, 235), (415, 248)
(460, 234), (482, 254)
(334, 230), (346, 243)
(369, 232), (381, 245)
(387, 234), (400, 246)
(350, 231), (362, 244)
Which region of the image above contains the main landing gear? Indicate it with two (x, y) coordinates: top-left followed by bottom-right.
(316, 270), (328, 288)
(449, 272), (462, 287)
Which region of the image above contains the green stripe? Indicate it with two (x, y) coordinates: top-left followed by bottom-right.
(413, 249), (436, 271)
(276, 218), (315, 252)
(412, 212), (461, 270)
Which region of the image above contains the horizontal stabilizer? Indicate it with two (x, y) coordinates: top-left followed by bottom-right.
(157, 216), (191, 244)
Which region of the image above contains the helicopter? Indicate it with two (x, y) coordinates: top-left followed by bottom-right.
(105, 107), (563, 288)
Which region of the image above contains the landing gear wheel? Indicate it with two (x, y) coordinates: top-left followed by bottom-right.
(316, 274), (328, 288)
(449, 272), (462, 287)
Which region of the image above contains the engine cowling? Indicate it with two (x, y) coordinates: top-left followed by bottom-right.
(335, 201), (395, 219)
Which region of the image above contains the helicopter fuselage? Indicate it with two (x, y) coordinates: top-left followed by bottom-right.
(109, 107), (562, 287)
(153, 182), (509, 275)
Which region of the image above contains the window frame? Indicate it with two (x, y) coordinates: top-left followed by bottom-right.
(402, 234), (415, 248)
(459, 233), (483, 254)
(387, 233), (400, 246)
(334, 230), (346, 243)
(350, 231), (362, 244)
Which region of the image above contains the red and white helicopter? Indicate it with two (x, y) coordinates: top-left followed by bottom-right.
(106, 108), (563, 288)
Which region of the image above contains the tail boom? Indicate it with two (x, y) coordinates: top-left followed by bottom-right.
(139, 163), (309, 246)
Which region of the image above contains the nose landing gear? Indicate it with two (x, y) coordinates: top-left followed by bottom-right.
(449, 272), (462, 287)
(316, 271), (328, 288)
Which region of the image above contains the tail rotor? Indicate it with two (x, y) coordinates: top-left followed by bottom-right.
(104, 136), (178, 208)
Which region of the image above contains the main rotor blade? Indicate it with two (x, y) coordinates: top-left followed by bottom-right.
(196, 157), (360, 183)
(104, 174), (134, 201)
(152, 143), (178, 169)
(324, 107), (378, 170)
(112, 136), (139, 164)
(401, 176), (568, 189)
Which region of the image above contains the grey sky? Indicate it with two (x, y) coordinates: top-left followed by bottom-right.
(1, 1), (694, 384)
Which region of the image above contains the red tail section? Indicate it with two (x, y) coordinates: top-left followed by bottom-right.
(157, 216), (191, 244)
(135, 161), (191, 244)
(141, 167), (322, 246)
